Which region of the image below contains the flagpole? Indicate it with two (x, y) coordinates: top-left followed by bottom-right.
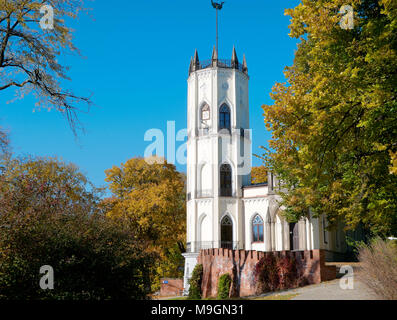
(216, 8), (218, 54)
(212, 1), (224, 55)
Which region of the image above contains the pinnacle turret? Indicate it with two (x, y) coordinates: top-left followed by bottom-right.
(242, 54), (248, 74)
(231, 46), (239, 69)
(212, 46), (218, 67)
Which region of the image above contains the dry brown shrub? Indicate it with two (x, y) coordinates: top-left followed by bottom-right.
(358, 238), (397, 300)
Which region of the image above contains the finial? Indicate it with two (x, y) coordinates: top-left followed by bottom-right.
(242, 54), (248, 74)
(231, 46), (239, 69)
(193, 49), (199, 64)
(212, 46), (218, 67)
(212, 46), (218, 60)
(193, 49), (200, 71)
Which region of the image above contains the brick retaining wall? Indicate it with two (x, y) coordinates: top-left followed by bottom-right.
(197, 249), (336, 298)
(159, 278), (184, 297)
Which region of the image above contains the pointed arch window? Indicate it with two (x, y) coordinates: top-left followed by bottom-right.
(252, 214), (264, 242)
(219, 104), (231, 132)
(220, 164), (232, 197)
(221, 215), (233, 249)
(201, 104), (210, 121)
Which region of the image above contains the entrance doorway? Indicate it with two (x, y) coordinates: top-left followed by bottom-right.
(289, 222), (299, 251)
(221, 215), (233, 249)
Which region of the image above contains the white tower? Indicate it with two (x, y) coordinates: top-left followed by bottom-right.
(183, 47), (252, 292)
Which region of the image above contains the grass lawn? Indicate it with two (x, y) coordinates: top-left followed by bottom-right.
(165, 293), (300, 301)
(250, 293), (299, 300)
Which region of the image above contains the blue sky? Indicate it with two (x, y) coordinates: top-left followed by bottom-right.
(0, 0), (300, 190)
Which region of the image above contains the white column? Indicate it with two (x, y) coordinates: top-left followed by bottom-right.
(306, 217), (312, 250)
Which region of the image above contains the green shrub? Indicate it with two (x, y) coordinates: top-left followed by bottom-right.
(0, 157), (155, 300)
(217, 273), (232, 299)
(188, 264), (203, 300)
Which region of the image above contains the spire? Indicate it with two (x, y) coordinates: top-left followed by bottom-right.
(211, 45), (218, 67)
(212, 46), (218, 60)
(231, 46), (239, 69)
(242, 54), (248, 74)
(193, 49), (200, 69)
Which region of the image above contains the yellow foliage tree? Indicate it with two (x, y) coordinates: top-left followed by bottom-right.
(262, 0), (397, 235)
(104, 157), (186, 290)
(251, 166), (268, 184)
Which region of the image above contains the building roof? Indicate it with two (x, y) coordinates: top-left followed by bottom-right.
(242, 182), (268, 189)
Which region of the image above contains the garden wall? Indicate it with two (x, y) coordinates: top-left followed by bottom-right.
(159, 278), (184, 297)
(197, 249), (336, 298)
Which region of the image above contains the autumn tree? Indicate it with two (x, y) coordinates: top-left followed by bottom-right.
(251, 165), (268, 184)
(0, 0), (92, 132)
(105, 157), (186, 289)
(0, 156), (154, 299)
(0, 128), (8, 154)
(262, 0), (397, 236)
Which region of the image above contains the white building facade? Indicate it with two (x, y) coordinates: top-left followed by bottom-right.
(182, 47), (347, 293)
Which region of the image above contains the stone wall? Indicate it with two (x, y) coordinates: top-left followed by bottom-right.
(197, 249), (336, 298)
(159, 278), (184, 297)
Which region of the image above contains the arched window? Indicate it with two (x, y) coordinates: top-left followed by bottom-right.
(219, 104), (231, 131)
(201, 104), (210, 121)
(220, 164), (232, 196)
(252, 214), (264, 242)
(221, 215), (233, 249)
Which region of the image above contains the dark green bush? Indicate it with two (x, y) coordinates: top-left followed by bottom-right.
(0, 157), (155, 300)
(217, 273), (231, 300)
(188, 264), (203, 300)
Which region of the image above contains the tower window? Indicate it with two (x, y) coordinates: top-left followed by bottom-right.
(201, 104), (210, 121)
(220, 163), (232, 197)
(219, 104), (231, 132)
(221, 215), (233, 249)
(252, 214), (264, 242)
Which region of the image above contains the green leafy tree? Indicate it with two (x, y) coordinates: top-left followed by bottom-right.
(262, 0), (397, 236)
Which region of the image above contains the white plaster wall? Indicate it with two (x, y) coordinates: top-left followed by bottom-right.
(200, 163), (212, 194)
(243, 198), (269, 251)
(186, 64), (250, 249)
(243, 186), (268, 198)
(197, 200), (213, 243)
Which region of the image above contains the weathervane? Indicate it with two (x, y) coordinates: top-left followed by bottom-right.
(211, 1), (225, 56)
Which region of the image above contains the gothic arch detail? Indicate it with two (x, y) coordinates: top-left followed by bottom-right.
(219, 103), (231, 132)
(220, 163), (232, 197)
(252, 214), (264, 243)
(200, 103), (210, 121)
(220, 214), (233, 249)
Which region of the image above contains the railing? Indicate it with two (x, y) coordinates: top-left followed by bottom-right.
(198, 128), (210, 136)
(220, 187), (233, 197)
(196, 59), (244, 72)
(196, 190), (213, 198)
(186, 241), (240, 253)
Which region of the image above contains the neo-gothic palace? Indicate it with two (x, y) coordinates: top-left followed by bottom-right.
(182, 47), (347, 292)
